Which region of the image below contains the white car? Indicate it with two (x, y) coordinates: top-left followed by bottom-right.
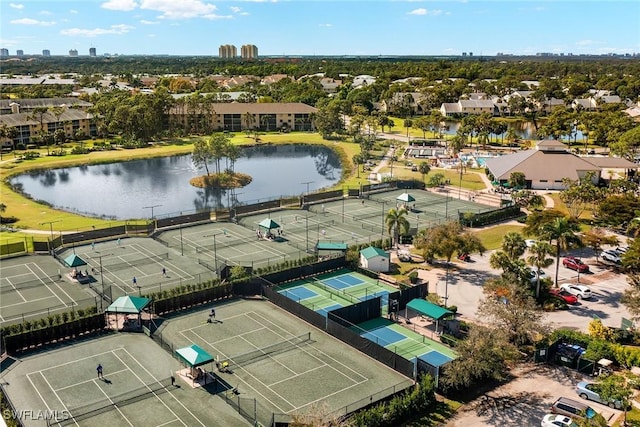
(560, 284), (592, 300)
(601, 250), (621, 264)
(525, 239), (537, 248)
(541, 413), (578, 427)
(528, 268), (547, 283)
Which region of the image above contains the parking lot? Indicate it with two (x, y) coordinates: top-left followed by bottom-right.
(417, 247), (632, 333)
(444, 363), (621, 426)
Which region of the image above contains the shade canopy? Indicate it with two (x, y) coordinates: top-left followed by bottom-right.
(64, 254), (87, 268)
(396, 193), (415, 203)
(106, 296), (151, 314)
(175, 344), (214, 368)
(258, 218), (280, 230)
(407, 298), (453, 320)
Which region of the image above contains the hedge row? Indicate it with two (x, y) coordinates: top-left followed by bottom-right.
(459, 205), (523, 228)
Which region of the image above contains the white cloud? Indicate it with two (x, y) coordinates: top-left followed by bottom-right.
(10, 18), (56, 26)
(9, 3), (24, 9)
(148, 33), (156, 37)
(407, 8), (443, 16)
(318, 23), (333, 28)
(140, 19), (159, 24)
(101, 0), (138, 11)
(230, 6), (240, 13)
(39, 10), (53, 15)
(60, 24), (134, 37)
(70, 9), (78, 14)
(140, 0), (230, 19)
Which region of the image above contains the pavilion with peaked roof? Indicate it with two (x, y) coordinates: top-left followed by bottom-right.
(484, 140), (637, 190)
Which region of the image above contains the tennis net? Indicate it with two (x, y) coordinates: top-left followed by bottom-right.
(221, 332), (311, 371)
(310, 279), (359, 305)
(50, 377), (172, 426)
(1, 274), (62, 292)
(102, 253), (169, 271)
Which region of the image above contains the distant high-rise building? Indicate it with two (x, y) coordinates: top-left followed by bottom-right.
(42, 49), (51, 57)
(16, 50), (24, 57)
(69, 49), (78, 57)
(89, 47), (96, 57)
(0, 48), (8, 58)
(241, 44), (258, 59)
(219, 44), (237, 59)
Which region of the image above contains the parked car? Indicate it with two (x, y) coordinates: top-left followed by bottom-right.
(541, 413), (578, 427)
(560, 284), (592, 300)
(528, 268), (547, 284)
(550, 397), (597, 420)
(562, 256), (590, 273)
(601, 250), (621, 264)
(575, 381), (623, 409)
(525, 239), (537, 248)
(411, 165), (418, 172)
(549, 288), (578, 305)
(612, 246), (628, 255)
(458, 253), (471, 262)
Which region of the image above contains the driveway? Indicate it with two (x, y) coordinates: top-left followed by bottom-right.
(445, 364), (620, 426)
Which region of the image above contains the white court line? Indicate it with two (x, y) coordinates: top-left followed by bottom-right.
(237, 335), (297, 375)
(2, 277), (28, 303)
(38, 372), (73, 417)
(36, 348), (124, 372)
(1, 295), (56, 309)
(111, 350), (187, 427)
(95, 385), (134, 427)
(54, 368), (130, 391)
(181, 325), (269, 346)
(29, 262), (77, 305)
(24, 264), (67, 307)
(119, 348), (207, 427)
(288, 376), (369, 413)
(248, 311), (369, 383)
(267, 364), (327, 387)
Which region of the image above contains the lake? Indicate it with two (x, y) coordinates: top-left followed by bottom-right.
(10, 144), (341, 220)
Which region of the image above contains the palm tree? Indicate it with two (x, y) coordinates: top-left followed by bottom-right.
(418, 162), (430, 184)
(527, 241), (554, 299)
(404, 119), (413, 138)
(242, 112), (256, 138)
(539, 217), (582, 286)
(385, 207), (410, 248)
(502, 232), (527, 260)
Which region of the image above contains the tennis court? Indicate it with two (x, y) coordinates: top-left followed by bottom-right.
(354, 317), (458, 367)
(0, 256), (96, 326)
(160, 299), (412, 425)
(63, 237), (216, 302)
(276, 269), (398, 317)
(1, 334), (249, 427)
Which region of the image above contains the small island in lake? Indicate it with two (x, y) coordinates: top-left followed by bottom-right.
(189, 172), (252, 189)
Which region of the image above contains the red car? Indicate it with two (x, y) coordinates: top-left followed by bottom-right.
(549, 288), (579, 305)
(562, 256), (590, 273)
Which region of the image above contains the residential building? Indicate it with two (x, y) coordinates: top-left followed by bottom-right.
(219, 45), (237, 59)
(0, 98), (92, 115)
(0, 108), (98, 148)
(0, 48), (8, 58)
(42, 49), (51, 57)
(69, 49), (78, 57)
(440, 99), (497, 117)
(16, 50), (24, 57)
(381, 92), (427, 115)
(241, 44), (258, 59)
(168, 102), (316, 132)
(89, 47), (96, 57)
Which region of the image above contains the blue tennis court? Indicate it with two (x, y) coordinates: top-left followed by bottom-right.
(278, 286), (317, 301)
(417, 351), (454, 367)
(317, 304), (344, 317)
(361, 327), (406, 346)
(360, 290), (389, 305)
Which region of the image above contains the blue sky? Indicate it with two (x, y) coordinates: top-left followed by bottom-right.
(1, 1), (639, 57)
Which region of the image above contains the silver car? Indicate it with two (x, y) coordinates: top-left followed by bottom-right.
(560, 284), (592, 300)
(575, 381), (622, 409)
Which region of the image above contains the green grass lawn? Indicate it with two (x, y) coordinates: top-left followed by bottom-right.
(473, 223), (526, 250)
(401, 397), (463, 427)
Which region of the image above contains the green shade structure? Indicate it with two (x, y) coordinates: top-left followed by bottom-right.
(406, 298), (453, 320)
(64, 254), (87, 268)
(106, 295), (151, 314)
(175, 344), (214, 368)
(258, 218), (280, 231)
(396, 193), (415, 203)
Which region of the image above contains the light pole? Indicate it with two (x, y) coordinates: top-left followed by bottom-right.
(142, 204), (162, 219)
(445, 189), (450, 218)
(41, 220), (62, 241)
(204, 233), (220, 275)
(305, 213), (309, 252)
(96, 252), (113, 311)
(380, 201), (387, 242)
(179, 224), (184, 256)
(342, 186), (345, 223)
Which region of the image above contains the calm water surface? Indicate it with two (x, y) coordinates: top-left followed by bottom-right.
(11, 144), (341, 219)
